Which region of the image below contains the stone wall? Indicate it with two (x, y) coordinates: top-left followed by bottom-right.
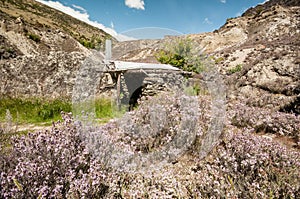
(116, 70), (186, 108)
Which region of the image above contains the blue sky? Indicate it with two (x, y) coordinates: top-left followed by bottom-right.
(35, 0), (268, 40)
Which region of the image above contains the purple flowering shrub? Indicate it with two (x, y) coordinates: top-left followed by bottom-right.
(228, 102), (300, 145)
(0, 94), (299, 198)
(106, 130), (300, 198)
(118, 93), (211, 153)
(192, 131), (300, 198)
(0, 113), (109, 198)
(82, 92), (212, 173)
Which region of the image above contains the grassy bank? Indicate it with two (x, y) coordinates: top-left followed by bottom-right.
(0, 97), (119, 125)
(0, 97), (71, 124)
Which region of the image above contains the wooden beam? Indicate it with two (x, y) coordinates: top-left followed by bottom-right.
(116, 72), (121, 111)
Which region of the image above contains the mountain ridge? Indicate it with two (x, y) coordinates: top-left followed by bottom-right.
(0, 0), (113, 49)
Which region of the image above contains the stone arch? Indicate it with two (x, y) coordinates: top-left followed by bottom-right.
(128, 86), (144, 111)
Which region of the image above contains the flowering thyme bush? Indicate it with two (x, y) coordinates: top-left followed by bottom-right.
(192, 131), (300, 198)
(228, 102), (300, 145)
(1, 96), (299, 198)
(0, 113), (109, 198)
(83, 92), (212, 173)
(102, 131), (300, 198)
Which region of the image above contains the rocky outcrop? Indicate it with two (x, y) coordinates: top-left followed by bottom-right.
(217, 5), (300, 115)
(1, 51), (86, 98)
(0, 14), (93, 98)
(0, 0), (112, 98)
(242, 0), (300, 17)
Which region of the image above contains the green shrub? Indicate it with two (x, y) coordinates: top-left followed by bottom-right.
(27, 33), (41, 42)
(228, 64), (242, 74)
(156, 37), (207, 73)
(79, 35), (103, 49)
(79, 38), (95, 49)
(156, 51), (186, 68)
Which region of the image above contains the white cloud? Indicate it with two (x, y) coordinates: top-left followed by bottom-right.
(34, 0), (134, 41)
(125, 0), (145, 10)
(203, 18), (213, 25)
(258, 0), (270, 5)
(220, 0), (226, 3)
(110, 21), (114, 29)
(72, 4), (87, 13)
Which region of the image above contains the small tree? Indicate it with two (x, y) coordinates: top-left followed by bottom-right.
(156, 37), (206, 73)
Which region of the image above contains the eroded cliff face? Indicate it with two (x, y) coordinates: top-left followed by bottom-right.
(0, 16), (91, 98)
(0, 0), (111, 98)
(214, 5), (300, 115)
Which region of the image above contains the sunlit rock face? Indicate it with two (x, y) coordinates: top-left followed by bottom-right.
(0, 0), (108, 98)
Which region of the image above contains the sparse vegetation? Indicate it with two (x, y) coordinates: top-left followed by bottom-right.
(79, 35), (103, 49)
(226, 17), (235, 23)
(228, 64), (242, 74)
(213, 56), (225, 64)
(26, 32), (41, 42)
(255, 6), (264, 16)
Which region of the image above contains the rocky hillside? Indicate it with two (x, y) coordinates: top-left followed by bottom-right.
(0, 0), (112, 98)
(214, 3), (299, 115)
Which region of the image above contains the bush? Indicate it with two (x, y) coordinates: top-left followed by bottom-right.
(1, 95), (299, 198)
(79, 38), (95, 49)
(79, 35), (102, 49)
(193, 132), (300, 198)
(27, 33), (41, 43)
(228, 102), (300, 144)
(156, 37), (208, 73)
(0, 113), (110, 198)
(228, 64), (242, 74)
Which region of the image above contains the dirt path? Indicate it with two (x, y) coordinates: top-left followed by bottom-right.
(0, 122), (52, 133)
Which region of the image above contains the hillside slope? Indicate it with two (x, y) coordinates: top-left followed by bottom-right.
(0, 0), (111, 48)
(115, 1), (299, 114)
(0, 0), (113, 98)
